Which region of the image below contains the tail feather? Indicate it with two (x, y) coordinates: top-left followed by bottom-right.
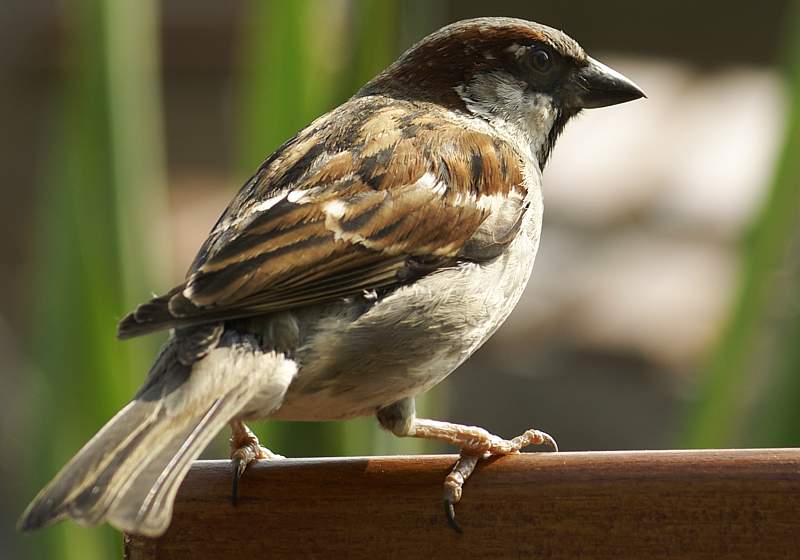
(108, 394), (246, 535)
(18, 398), (161, 532)
(19, 333), (297, 537)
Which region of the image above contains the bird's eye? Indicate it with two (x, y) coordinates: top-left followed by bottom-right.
(531, 48), (553, 73)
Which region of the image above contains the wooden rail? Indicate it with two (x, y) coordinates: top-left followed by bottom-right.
(124, 449), (800, 559)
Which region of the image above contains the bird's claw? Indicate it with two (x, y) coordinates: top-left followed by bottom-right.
(539, 431), (559, 453)
(230, 457), (245, 506)
(444, 498), (462, 533)
(441, 428), (557, 532)
(228, 422), (283, 507)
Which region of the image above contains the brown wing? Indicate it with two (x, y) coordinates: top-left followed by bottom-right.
(118, 97), (526, 338)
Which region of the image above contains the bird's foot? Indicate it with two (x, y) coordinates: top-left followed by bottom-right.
(376, 404), (558, 533)
(229, 421), (283, 506)
(443, 428), (558, 532)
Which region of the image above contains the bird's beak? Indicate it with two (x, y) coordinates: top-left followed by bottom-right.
(570, 56), (646, 109)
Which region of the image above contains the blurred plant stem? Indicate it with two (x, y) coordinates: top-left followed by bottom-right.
(105, 1), (170, 307)
(746, 3), (800, 447)
(683, 1), (800, 447)
(25, 0), (167, 558)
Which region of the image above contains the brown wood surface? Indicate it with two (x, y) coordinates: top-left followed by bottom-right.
(124, 449), (800, 559)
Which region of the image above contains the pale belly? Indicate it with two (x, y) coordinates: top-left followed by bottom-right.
(270, 206), (543, 422)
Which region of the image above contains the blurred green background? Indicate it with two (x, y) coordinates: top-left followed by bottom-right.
(1, 0), (798, 558)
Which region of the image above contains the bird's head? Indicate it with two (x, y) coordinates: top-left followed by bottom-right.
(361, 17), (645, 167)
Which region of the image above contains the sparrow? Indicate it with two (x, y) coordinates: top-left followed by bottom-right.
(20, 17), (644, 537)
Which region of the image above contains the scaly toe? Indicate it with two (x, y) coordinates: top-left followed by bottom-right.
(441, 453), (479, 532)
(257, 446), (285, 460)
(504, 428), (558, 455)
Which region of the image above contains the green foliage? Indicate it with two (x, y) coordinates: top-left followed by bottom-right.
(683, 1), (800, 448)
(23, 0), (167, 558)
(745, 2), (800, 447)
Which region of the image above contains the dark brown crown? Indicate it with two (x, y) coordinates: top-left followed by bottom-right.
(360, 17), (587, 107)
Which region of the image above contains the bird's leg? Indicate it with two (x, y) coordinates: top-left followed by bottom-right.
(229, 420), (284, 506)
(377, 398), (557, 532)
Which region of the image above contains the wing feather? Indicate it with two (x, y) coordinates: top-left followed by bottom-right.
(118, 97), (526, 338)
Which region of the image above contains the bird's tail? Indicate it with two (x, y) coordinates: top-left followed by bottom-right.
(18, 333), (296, 537)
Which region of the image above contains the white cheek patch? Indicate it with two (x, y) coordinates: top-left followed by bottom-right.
(519, 92), (557, 159)
(455, 70), (558, 163)
(495, 79), (526, 106)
